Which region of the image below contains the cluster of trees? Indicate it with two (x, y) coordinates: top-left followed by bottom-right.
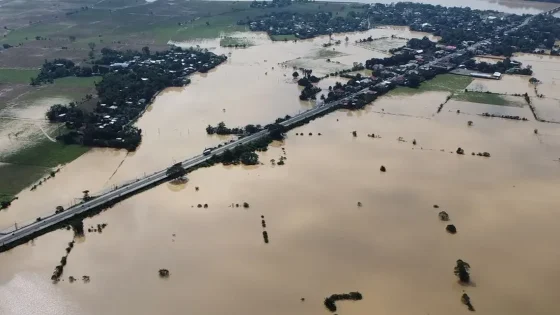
(454, 259), (471, 283)
(250, 0), (294, 8)
(206, 122), (263, 135)
(295, 69), (321, 100)
(45, 47), (227, 151)
(242, 10), (368, 39)
(166, 163), (186, 179)
(407, 36), (436, 50)
(462, 58), (532, 75)
(324, 292), (363, 312)
(365, 51), (415, 68)
(31, 59), (94, 85)
(51, 241), (75, 282)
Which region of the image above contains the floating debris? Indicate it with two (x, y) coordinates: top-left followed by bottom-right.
(380, 165), (386, 172)
(158, 269), (170, 278)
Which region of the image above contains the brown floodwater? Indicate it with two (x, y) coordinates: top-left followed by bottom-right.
(2, 25), (560, 315)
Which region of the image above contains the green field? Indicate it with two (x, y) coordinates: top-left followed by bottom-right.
(53, 76), (102, 88)
(0, 163), (49, 203)
(0, 140), (89, 203)
(0, 68), (40, 84)
(389, 74), (515, 106)
(453, 91), (509, 105)
(389, 74), (474, 95)
(0, 140), (89, 168)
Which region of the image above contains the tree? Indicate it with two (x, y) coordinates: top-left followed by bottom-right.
(446, 224), (457, 234)
(82, 190), (91, 201)
(454, 259), (471, 283)
(166, 163), (186, 178)
(438, 211), (449, 221)
(406, 74), (422, 88)
(240, 151), (258, 165)
(88, 42), (96, 51)
(292, 71), (299, 78)
(142, 46), (150, 56)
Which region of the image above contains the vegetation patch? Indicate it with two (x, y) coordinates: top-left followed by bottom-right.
(0, 140), (89, 167)
(0, 163), (48, 204)
(389, 74), (473, 95)
(453, 91), (509, 106)
(219, 36), (253, 48)
(324, 292), (363, 312)
(0, 68), (40, 84)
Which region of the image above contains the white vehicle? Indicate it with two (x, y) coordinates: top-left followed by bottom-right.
(203, 148), (213, 156)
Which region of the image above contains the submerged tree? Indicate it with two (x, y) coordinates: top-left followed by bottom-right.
(462, 293), (475, 311)
(438, 211), (449, 221)
(454, 259), (471, 283)
(446, 224), (457, 234)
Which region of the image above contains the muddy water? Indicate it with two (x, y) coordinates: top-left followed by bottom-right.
(513, 54), (560, 122)
(0, 27), (437, 226)
(2, 27), (560, 315)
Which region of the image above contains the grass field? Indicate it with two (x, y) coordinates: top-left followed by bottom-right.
(0, 139), (89, 202)
(0, 140), (89, 168)
(389, 74), (515, 106)
(0, 68), (40, 84)
(389, 74), (474, 95)
(0, 163), (49, 203)
(53, 76), (102, 88)
(453, 91), (509, 105)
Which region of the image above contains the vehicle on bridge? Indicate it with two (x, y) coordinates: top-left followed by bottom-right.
(203, 148), (213, 156)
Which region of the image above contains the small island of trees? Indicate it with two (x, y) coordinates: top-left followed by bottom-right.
(454, 259), (471, 283)
(324, 291), (363, 312)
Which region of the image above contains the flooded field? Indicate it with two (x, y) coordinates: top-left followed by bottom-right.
(2, 24), (560, 315)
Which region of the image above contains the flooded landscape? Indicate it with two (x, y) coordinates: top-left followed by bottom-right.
(2, 0), (560, 314)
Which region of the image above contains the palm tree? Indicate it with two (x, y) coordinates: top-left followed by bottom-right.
(454, 259), (471, 283)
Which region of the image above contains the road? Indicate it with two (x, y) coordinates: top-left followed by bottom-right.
(0, 85), (366, 250)
(2, 6), (558, 251)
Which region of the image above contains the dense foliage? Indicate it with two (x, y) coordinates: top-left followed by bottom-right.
(31, 58), (93, 85)
(463, 58), (532, 75)
(324, 292), (363, 312)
